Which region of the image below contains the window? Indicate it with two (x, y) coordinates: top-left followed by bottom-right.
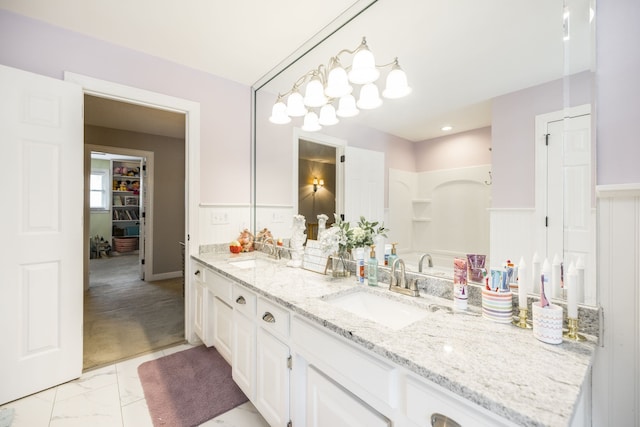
(90, 169), (109, 210)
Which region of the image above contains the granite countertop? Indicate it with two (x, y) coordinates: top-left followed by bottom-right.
(192, 252), (596, 427)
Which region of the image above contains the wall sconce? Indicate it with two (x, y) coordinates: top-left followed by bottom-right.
(313, 177), (324, 193)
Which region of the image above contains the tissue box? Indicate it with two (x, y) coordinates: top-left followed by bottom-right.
(532, 303), (563, 344)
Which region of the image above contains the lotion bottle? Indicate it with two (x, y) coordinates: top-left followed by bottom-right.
(387, 242), (398, 268)
(367, 245), (378, 286)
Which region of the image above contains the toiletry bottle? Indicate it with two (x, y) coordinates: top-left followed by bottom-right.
(384, 244), (391, 266)
(387, 242), (398, 267)
(368, 245), (378, 286)
(355, 248), (365, 284)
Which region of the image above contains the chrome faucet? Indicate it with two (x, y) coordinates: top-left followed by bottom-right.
(418, 253), (433, 272)
(390, 258), (420, 297)
(260, 237), (280, 259)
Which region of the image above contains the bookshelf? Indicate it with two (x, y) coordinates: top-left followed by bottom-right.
(111, 159), (141, 253)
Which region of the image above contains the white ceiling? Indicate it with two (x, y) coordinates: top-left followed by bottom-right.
(1, 0), (593, 141)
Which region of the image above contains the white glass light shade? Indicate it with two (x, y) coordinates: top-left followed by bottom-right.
(382, 66), (412, 99)
(303, 77), (328, 107)
(348, 47), (379, 85)
(269, 101), (291, 124)
(302, 111), (322, 132)
(325, 65), (352, 98)
(336, 94), (359, 117)
(357, 83), (383, 109)
(318, 104), (339, 126)
(286, 90), (307, 117)
(382, 65), (411, 99)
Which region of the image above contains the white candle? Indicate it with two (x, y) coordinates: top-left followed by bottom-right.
(531, 252), (541, 294)
(576, 256), (585, 303)
(551, 253), (562, 299)
(567, 262), (578, 318)
(518, 257), (528, 309)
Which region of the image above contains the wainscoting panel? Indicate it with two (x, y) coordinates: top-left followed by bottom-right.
(199, 204), (251, 245)
(592, 185), (640, 426)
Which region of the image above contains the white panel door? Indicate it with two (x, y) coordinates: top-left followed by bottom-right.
(547, 112), (594, 303)
(344, 146), (384, 226)
(0, 64), (83, 404)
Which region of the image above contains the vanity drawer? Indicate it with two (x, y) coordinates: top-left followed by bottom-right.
(257, 297), (290, 338)
(208, 270), (233, 304)
(232, 283), (256, 317)
(292, 316), (397, 410)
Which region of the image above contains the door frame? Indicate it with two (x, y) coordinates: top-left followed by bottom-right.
(65, 72), (201, 343)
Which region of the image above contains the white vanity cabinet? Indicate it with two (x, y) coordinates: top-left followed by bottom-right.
(255, 297), (291, 427)
(231, 283), (257, 400)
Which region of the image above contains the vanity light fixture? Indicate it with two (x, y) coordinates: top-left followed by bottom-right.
(313, 177), (324, 192)
(269, 37), (411, 131)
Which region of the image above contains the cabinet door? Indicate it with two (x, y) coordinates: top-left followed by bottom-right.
(210, 296), (233, 362)
(232, 310), (255, 400)
(256, 328), (290, 427)
(306, 366), (391, 427)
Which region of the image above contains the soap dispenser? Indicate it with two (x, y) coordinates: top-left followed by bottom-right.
(387, 242), (398, 267)
(368, 245), (378, 286)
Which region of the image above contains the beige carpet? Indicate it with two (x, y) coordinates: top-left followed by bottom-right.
(84, 254), (185, 370)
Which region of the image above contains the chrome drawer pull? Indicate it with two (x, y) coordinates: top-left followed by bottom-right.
(431, 413), (460, 427)
(262, 312), (276, 323)
(236, 296), (246, 305)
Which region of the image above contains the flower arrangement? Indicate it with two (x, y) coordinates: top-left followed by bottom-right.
(319, 214), (388, 255)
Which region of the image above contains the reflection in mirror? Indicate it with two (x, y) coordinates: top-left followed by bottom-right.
(253, 0), (596, 305)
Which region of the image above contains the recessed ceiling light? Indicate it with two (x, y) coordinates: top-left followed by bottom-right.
(441, 125), (452, 131)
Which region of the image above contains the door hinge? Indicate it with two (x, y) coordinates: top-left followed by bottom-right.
(545, 216), (549, 227)
(287, 421), (293, 427)
(287, 355), (292, 370)
(141, 259), (145, 265)
(340, 154), (345, 163)
(340, 214), (345, 221)
(142, 211), (146, 218)
(142, 164), (147, 171)
(545, 133), (550, 146)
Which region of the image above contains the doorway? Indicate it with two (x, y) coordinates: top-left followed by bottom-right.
(298, 139), (337, 237)
(83, 94), (187, 370)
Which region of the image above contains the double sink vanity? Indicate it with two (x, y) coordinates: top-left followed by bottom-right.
(190, 250), (596, 427)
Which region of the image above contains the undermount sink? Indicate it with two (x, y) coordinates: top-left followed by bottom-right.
(228, 257), (274, 269)
(322, 290), (429, 330)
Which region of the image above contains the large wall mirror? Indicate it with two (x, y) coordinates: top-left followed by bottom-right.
(252, 0), (596, 306)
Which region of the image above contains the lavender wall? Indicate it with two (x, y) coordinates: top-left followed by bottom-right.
(414, 127), (492, 172)
(491, 71), (593, 208)
(0, 9), (251, 204)
(596, 0), (640, 185)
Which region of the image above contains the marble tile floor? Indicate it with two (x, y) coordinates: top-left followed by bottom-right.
(1, 343), (269, 427)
